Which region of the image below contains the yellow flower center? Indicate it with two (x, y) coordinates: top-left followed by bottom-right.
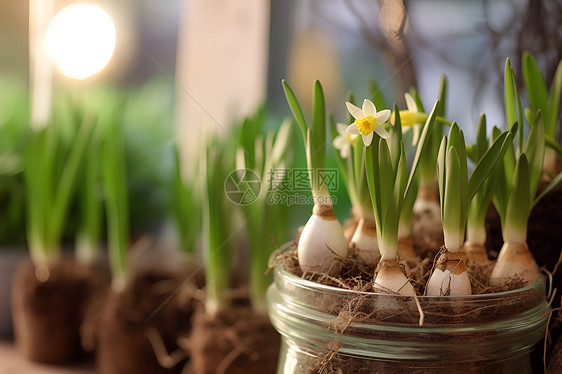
(356, 116), (377, 136)
(346, 133), (357, 145)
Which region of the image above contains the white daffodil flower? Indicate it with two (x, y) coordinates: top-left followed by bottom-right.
(332, 123), (357, 159)
(345, 99), (390, 146)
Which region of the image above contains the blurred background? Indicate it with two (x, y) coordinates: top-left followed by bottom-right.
(0, 0), (561, 371)
(0, 0), (560, 273)
(3, 0), (561, 133)
(0, 0), (559, 237)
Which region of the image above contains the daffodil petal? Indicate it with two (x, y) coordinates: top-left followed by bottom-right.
(346, 102), (363, 119)
(375, 109), (391, 124)
(363, 132), (374, 146)
(332, 135), (346, 149)
(405, 93), (418, 112)
(412, 124), (421, 145)
(336, 123), (348, 135)
(346, 124), (359, 135)
(341, 146), (350, 159)
(362, 99), (377, 117)
(374, 125), (390, 139)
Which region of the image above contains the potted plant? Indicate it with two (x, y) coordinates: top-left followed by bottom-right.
(187, 109), (295, 373)
(267, 58), (559, 372)
(12, 105), (93, 364)
(95, 116), (189, 374)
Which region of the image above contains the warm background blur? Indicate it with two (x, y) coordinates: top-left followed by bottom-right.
(2, 0), (560, 140)
(0, 1), (561, 372)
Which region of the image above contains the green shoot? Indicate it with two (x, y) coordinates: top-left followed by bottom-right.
(237, 114), (295, 314)
(365, 102), (438, 259)
(282, 80), (331, 199)
(102, 117), (129, 291)
(493, 114), (562, 243)
(504, 58), (524, 153)
(417, 75), (448, 190)
(24, 116), (92, 271)
(76, 127), (103, 265)
(0, 79), (29, 246)
(427, 122), (511, 296)
(171, 145), (201, 256)
(466, 116), (497, 243)
(395, 90), (450, 243)
(437, 123), (512, 252)
(201, 135), (234, 316)
(282, 79), (347, 274)
(522, 52), (562, 174)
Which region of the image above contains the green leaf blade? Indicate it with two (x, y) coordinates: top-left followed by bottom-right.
(311, 80), (326, 172)
(547, 59), (562, 136)
(437, 136), (448, 218)
(443, 146), (463, 246)
(468, 131), (512, 202)
(405, 100), (439, 196)
(505, 58), (517, 131)
(522, 52), (549, 119)
(504, 155), (531, 242)
(378, 137), (393, 227)
(282, 80), (307, 142)
(365, 143), (382, 233)
(523, 112), (545, 199)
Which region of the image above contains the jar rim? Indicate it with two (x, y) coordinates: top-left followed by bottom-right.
(275, 265), (549, 300)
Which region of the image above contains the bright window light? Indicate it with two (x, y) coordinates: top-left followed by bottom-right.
(45, 4), (116, 80)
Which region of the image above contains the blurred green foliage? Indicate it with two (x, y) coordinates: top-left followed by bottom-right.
(0, 76), (175, 248)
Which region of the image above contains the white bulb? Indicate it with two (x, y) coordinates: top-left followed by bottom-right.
(298, 214), (347, 275)
(350, 218), (379, 265)
(46, 4), (116, 80)
(426, 269), (471, 296)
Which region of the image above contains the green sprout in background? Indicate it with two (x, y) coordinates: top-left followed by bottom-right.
(201, 133), (236, 317)
(171, 144), (201, 258)
(24, 104), (93, 278)
(102, 113), (130, 291)
(0, 78), (29, 246)
(236, 110), (295, 314)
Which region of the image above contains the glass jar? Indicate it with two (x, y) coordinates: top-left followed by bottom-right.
(267, 266), (550, 374)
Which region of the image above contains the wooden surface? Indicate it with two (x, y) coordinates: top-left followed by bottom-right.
(0, 341), (95, 374)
